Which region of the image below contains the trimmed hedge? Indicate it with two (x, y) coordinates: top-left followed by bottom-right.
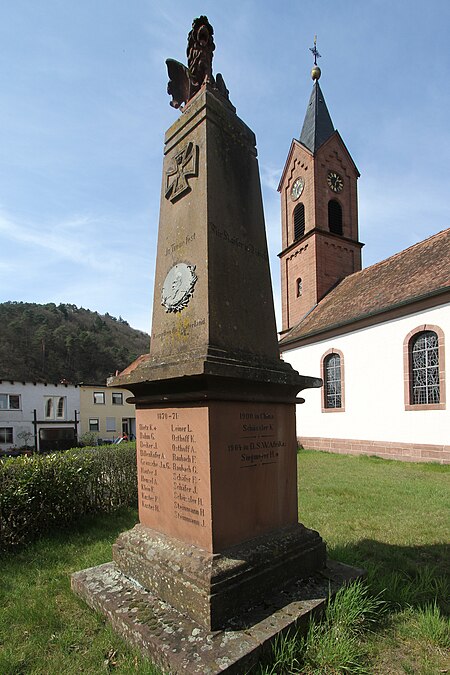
(0, 443), (137, 551)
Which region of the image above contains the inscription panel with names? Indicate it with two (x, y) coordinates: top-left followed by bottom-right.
(137, 406), (212, 549)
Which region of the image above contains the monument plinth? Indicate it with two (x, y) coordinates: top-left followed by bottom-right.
(72, 17), (362, 673)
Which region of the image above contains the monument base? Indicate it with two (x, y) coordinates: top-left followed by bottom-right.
(71, 559), (364, 674)
(113, 522), (326, 631)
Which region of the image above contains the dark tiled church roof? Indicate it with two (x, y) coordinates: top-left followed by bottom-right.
(299, 81), (335, 153)
(280, 229), (450, 346)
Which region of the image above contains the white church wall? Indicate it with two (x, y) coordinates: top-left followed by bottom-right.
(284, 303), (449, 453)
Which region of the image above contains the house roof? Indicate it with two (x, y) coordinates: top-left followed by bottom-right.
(280, 228), (450, 347)
(299, 81), (335, 153)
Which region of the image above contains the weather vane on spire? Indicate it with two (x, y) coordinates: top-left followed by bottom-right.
(309, 35), (322, 81)
(309, 35), (321, 65)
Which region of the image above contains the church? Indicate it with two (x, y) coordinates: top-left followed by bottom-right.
(278, 54), (449, 465)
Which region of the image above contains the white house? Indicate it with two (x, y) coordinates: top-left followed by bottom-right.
(0, 381), (80, 453)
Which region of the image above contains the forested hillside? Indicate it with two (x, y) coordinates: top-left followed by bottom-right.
(0, 302), (149, 384)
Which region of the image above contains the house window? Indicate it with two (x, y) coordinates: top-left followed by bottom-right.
(112, 392), (123, 405)
(296, 278), (303, 297)
(44, 396), (66, 420)
(0, 394), (21, 410)
(89, 418), (99, 432)
(0, 427), (13, 443)
(293, 203), (305, 241)
(321, 349), (345, 411)
(106, 417), (116, 432)
(57, 397), (65, 418)
(404, 325), (445, 411)
(45, 398), (53, 419)
(328, 200), (343, 235)
(93, 392), (105, 405)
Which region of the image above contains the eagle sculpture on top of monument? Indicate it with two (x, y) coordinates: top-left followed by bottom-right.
(166, 15), (229, 110)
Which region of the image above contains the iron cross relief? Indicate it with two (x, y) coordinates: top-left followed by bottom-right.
(165, 142), (198, 202)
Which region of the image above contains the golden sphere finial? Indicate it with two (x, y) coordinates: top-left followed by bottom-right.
(311, 65), (321, 80)
(309, 35), (321, 81)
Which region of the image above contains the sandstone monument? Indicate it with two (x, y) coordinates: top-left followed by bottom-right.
(72, 17), (361, 673)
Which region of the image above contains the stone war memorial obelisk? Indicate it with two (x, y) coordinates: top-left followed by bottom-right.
(72, 17), (362, 674)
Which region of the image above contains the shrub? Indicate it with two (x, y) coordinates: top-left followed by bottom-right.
(79, 431), (100, 447)
(0, 443), (137, 551)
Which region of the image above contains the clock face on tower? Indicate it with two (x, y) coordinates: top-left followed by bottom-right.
(327, 170), (344, 193)
(291, 177), (305, 200)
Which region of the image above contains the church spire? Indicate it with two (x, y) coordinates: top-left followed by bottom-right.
(278, 37), (362, 333)
(299, 38), (335, 153)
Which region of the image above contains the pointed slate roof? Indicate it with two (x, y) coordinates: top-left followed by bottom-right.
(280, 229), (450, 347)
(299, 81), (335, 153)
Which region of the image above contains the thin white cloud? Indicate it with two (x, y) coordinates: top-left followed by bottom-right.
(0, 211), (123, 273)
(0, 261), (16, 274)
(260, 163), (282, 192)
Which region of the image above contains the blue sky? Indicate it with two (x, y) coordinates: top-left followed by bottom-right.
(1, 1), (449, 333)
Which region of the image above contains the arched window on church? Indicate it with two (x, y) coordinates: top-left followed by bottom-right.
(410, 330), (440, 405)
(321, 350), (344, 411)
(328, 200), (343, 235)
(403, 326), (445, 410)
(293, 203), (305, 241)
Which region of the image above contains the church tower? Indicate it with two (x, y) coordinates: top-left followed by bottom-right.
(278, 42), (363, 333)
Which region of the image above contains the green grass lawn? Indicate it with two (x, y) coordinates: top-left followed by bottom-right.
(1, 450), (448, 674)
(296, 451), (449, 674)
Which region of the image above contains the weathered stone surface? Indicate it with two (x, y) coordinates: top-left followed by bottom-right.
(113, 522), (326, 631)
(134, 401), (303, 553)
(109, 85), (320, 396)
(72, 559), (364, 674)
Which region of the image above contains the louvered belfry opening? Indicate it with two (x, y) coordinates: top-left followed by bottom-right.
(328, 199), (343, 235)
(293, 203), (305, 241)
